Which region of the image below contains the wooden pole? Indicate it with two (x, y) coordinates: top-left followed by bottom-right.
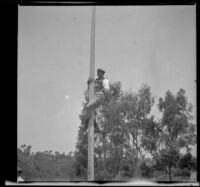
(87, 6), (95, 181)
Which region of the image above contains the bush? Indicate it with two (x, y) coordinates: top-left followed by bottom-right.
(191, 157), (197, 170)
(174, 169), (191, 177)
(95, 170), (107, 181)
(178, 152), (193, 170)
(139, 162), (153, 178)
(120, 164), (133, 177)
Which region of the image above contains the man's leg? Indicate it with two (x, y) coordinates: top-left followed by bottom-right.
(85, 97), (98, 110)
(86, 92), (104, 110)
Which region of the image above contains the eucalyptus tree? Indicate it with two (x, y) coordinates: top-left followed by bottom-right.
(155, 88), (196, 181)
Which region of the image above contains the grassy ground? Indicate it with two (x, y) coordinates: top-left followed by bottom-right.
(22, 171), (197, 183)
(110, 170), (197, 182)
(22, 175), (86, 182)
(24, 177), (85, 182)
(134, 171), (196, 182)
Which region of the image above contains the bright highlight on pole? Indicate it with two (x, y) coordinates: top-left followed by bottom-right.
(87, 6), (96, 181)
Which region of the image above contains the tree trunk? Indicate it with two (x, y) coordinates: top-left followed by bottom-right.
(134, 151), (140, 178)
(168, 165), (172, 181)
(103, 137), (107, 179)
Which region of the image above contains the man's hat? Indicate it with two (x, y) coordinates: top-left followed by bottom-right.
(97, 68), (105, 73)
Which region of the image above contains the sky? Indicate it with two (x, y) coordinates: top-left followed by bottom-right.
(18, 5), (196, 155)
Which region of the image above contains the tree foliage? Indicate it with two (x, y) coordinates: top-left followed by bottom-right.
(155, 89), (196, 181)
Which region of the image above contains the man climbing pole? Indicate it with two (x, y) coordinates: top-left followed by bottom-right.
(86, 68), (110, 111)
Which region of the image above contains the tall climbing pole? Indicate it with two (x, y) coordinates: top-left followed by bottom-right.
(87, 6), (96, 181)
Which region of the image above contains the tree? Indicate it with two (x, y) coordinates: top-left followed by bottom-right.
(156, 89), (196, 181)
(119, 84), (155, 177)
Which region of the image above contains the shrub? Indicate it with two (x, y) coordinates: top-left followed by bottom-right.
(178, 152), (193, 170)
(95, 170), (107, 181)
(174, 169), (191, 177)
(139, 162), (153, 178)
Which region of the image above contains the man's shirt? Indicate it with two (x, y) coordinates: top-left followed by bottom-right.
(94, 77), (110, 92)
(102, 78), (110, 91)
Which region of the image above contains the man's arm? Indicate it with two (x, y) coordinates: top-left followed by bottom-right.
(87, 77), (95, 89)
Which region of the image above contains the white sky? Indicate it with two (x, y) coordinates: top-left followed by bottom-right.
(18, 5), (196, 155)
